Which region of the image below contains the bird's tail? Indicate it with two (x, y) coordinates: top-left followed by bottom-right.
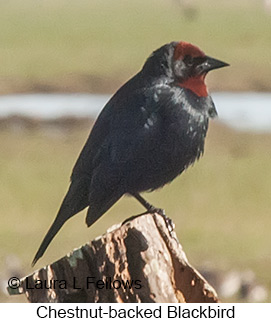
(32, 179), (89, 266)
(31, 213), (69, 266)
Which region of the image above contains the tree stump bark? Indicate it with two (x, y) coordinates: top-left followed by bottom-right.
(8, 213), (219, 303)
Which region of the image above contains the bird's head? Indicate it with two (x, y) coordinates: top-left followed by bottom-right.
(143, 41), (229, 97)
(172, 41), (229, 97)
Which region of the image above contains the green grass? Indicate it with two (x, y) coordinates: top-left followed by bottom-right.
(1, 122), (271, 302)
(0, 0), (270, 92)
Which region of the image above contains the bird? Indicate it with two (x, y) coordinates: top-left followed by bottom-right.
(32, 41), (229, 266)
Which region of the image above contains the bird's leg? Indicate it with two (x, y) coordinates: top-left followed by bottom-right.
(132, 192), (164, 215)
(131, 192), (175, 235)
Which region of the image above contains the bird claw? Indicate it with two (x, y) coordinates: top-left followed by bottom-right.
(148, 207), (175, 238)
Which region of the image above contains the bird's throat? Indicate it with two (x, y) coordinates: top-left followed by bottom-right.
(179, 75), (208, 97)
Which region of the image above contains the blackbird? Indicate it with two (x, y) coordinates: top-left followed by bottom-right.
(32, 41), (228, 265)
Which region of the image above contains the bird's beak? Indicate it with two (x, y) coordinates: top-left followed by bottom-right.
(196, 56), (229, 75)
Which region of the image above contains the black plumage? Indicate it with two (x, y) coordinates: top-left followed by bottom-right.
(32, 41), (228, 265)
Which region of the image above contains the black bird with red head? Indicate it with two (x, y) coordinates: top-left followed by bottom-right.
(32, 41), (229, 266)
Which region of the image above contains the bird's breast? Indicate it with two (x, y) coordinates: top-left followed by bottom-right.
(154, 92), (211, 178)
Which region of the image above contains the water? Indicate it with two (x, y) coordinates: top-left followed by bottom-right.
(212, 92), (271, 132)
(0, 92), (270, 132)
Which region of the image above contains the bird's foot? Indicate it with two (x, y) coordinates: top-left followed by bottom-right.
(122, 207), (176, 241)
(129, 193), (175, 238)
(147, 206), (175, 238)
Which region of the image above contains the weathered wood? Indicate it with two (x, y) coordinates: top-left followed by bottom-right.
(8, 213), (219, 303)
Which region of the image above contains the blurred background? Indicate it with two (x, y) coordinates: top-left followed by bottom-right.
(1, 0), (271, 302)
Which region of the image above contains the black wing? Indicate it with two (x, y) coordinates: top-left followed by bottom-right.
(75, 76), (174, 226)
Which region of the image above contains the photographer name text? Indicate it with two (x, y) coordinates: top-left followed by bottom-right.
(24, 276), (142, 290)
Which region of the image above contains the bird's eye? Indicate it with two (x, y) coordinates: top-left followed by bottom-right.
(183, 55), (194, 67)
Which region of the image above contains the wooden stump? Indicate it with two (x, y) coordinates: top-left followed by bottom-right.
(8, 213), (219, 303)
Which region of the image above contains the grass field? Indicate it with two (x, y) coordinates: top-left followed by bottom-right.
(1, 121), (271, 302)
(0, 0), (270, 93)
